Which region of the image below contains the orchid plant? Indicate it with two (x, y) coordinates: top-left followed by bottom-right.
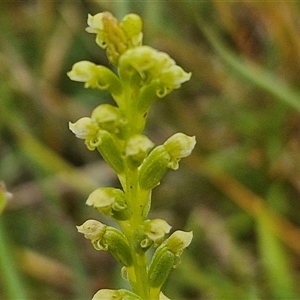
(68, 12), (195, 300)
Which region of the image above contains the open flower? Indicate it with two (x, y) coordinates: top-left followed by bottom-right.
(91, 104), (125, 134)
(125, 134), (155, 167)
(76, 219), (106, 240)
(158, 65), (192, 97)
(143, 219), (172, 247)
(67, 61), (99, 88)
(119, 46), (191, 100)
(68, 61), (122, 95)
(163, 230), (193, 256)
(164, 133), (196, 170)
(69, 117), (98, 139)
(86, 187), (130, 220)
(69, 117), (100, 151)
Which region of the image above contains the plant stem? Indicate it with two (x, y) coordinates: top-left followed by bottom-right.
(122, 165), (151, 298)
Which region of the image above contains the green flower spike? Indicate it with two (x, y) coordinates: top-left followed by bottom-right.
(70, 11), (194, 300)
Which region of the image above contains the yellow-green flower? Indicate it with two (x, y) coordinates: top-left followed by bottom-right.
(69, 117), (100, 151)
(76, 219), (106, 240)
(86, 12), (143, 65)
(163, 230), (193, 256)
(164, 133), (196, 170)
(119, 46), (191, 97)
(143, 219), (172, 246)
(67, 61), (99, 88)
(86, 187), (130, 220)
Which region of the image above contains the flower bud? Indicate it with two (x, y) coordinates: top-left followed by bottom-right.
(86, 187), (130, 220)
(87, 12), (128, 65)
(164, 133), (196, 170)
(125, 134), (154, 168)
(92, 289), (142, 300)
(138, 145), (171, 190)
(96, 130), (125, 174)
(120, 14), (143, 47)
(118, 46), (156, 83)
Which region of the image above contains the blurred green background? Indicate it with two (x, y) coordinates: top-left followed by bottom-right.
(1, 1), (300, 299)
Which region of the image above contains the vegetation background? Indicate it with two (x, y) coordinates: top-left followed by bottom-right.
(1, 1), (300, 299)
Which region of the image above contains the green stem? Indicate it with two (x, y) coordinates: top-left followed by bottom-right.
(128, 168), (150, 298)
